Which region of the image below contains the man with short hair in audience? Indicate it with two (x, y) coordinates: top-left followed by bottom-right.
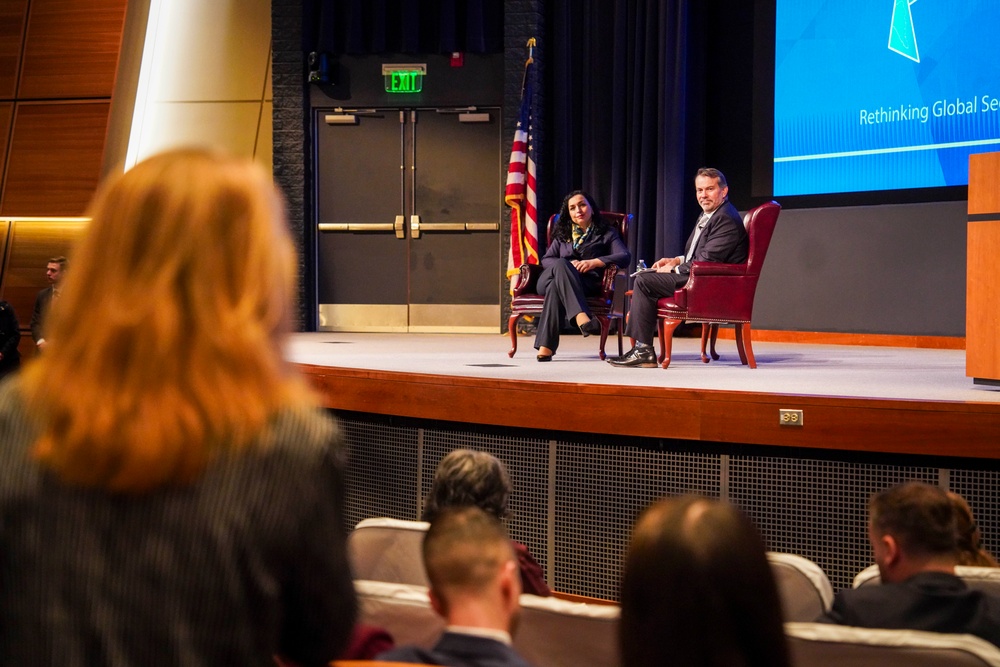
(378, 505), (533, 667)
(820, 481), (1000, 647)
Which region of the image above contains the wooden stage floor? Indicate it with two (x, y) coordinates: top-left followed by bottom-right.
(289, 332), (1000, 461)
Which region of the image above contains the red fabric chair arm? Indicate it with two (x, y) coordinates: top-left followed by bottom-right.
(685, 275), (759, 321)
(689, 261), (748, 277)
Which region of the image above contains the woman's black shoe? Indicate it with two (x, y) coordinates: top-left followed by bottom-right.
(578, 318), (602, 337)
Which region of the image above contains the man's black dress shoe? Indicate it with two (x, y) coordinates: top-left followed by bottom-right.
(578, 317), (602, 337)
(607, 346), (658, 368)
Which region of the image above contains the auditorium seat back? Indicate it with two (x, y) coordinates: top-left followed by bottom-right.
(785, 622), (1000, 667)
(767, 552), (834, 621)
(355, 580), (621, 667)
(853, 564), (1000, 595)
(348, 517), (430, 586)
(354, 580), (443, 650)
(514, 594), (620, 667)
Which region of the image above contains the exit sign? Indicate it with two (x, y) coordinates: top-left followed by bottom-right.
(383, 63), (426, 94)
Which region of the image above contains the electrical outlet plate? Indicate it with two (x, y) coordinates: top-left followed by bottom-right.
(779, 409), (803, 427)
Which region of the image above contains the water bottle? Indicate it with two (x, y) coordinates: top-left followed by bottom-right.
(636, 259), (647, 271)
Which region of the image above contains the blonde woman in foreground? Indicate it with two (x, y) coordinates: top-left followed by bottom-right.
(0, 149), (356, 666)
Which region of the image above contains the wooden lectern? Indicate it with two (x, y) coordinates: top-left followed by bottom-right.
(967, 152), (1000, 385)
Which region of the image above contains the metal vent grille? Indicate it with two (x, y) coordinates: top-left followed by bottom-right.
(729, 456), (938, 591)
(554, 442), (720, 600)
(420, 429), (551, 581)
(950, 469), (1000, 563)
(340, 417), (419, 531)
(335, 411), (1000, 599)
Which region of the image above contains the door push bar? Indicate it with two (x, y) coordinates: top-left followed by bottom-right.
(319, 215), (406, 239)
(409, 216), (499, 239)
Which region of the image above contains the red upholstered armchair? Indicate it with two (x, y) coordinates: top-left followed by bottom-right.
(508, 212), (631, 360)
(655, 201), (780, 369)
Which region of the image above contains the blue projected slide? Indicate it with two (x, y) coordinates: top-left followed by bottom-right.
(774, 0), (1000, 196)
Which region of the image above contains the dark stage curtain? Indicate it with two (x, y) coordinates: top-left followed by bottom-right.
(546, 0), (702, 269)
(308, 0), (503, 54)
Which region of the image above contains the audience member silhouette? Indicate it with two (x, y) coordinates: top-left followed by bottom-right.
(423, 449), (550, 596)
(821, 481), (1000, 647)
(620, 495), (790, 667)
(378, 506), (533, 667)
(0, 149), (356, 666)
(949, 491), (999, 567)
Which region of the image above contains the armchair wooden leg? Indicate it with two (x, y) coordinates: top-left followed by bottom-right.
(709, 324), (720, 361)
(659, 319), (683, 369)
(700, 325), (711, 363)
(597, 317), (610, 360)
(507, 315), (520, 358)
(735, 322), (756, 368)
(656, 319), (666, 363)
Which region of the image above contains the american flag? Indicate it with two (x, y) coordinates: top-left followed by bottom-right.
(505, 49), (539, 280)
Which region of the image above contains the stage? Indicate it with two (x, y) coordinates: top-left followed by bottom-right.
(290, 331), (1000, 594)
(290, 332), (1000, 460)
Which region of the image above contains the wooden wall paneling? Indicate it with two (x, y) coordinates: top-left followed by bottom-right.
(0, 102), (12, 196)
(2, 218), (86, 334)
(0, 219), (10, 290)
(0, 0), (29, 99)
(18, 0), (128, 100)
(1, 102), (110, 216)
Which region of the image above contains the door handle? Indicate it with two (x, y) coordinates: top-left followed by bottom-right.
(318, 215), (406, 239)
(409, 216), (499, 239)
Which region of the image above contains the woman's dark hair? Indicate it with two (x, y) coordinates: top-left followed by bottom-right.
(552, 190), (608, 243)
(421, 449), (512, 522)
(620, 496), (790, 667)
(949, 491), (999, 567)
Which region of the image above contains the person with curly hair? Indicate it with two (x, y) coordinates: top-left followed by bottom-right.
(533, 190), (629, 361)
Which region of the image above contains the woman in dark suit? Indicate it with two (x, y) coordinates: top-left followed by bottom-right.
(534, 190), (630, 361)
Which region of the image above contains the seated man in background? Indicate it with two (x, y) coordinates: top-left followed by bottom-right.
(378, 506), (533, 667)
(820, 481), (1000, 646)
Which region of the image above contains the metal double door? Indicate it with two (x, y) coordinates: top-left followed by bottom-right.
(315, 107), (502, 332)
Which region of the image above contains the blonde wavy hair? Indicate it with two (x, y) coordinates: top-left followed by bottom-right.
(21, 149), (314, 493)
